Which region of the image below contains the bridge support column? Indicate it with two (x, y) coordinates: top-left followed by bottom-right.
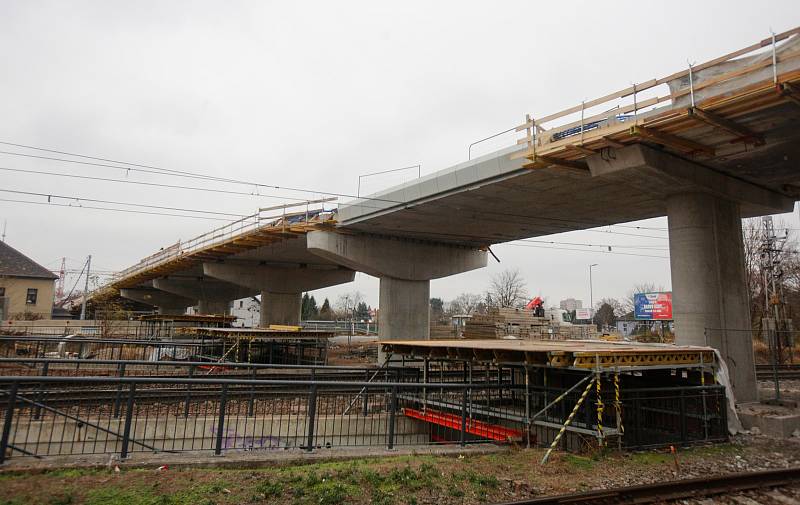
(197, 300), (230, 315)
(306, 231), (487, 347)
(152, 278), (254, 316)
(667, 192), (757, 402)
(379, 278), (430, 340)
(202, 262), (355, 327)
(118, 288), (193, 315)
(260, 291), (302, 327)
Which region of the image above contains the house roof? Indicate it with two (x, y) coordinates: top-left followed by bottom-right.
(0, 241), (57, 280)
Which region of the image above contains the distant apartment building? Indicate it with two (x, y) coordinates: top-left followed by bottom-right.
(0, 241), (57, 320)
(230, 296), (260, 327)
(559, 298), (583, 312)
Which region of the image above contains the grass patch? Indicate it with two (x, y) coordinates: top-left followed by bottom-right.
(563, 454), (595, 470)
(254, 479), (283, 498)
(45, 468), (96, 478)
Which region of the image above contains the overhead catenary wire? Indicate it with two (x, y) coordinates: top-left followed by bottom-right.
(0, 198), (230, 221)
(0, 188), (248, 217)
(0, 196), (670, 260)
(516, 237), (668, 250)
(1, 163), (673, 240)
(503, 242), (669, 259)
(0, 141), (675, 232)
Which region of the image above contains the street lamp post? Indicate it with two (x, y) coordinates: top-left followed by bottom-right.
(589, 263), (599, 318)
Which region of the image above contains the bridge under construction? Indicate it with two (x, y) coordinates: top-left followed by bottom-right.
(83, 28), (800, 409)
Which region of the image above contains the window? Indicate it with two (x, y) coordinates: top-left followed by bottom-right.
(0, 287), (5, 297)
(26, 288), (38, 305)
(239, 301), (243, 308)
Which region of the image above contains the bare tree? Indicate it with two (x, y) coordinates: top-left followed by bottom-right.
(449, 292), (483, 315)
(621, 282), (665, 315)
(488, 269), (529, 308)
(335, 291), (364, 319)
(742, 217), (799, 334)
(598, 297), (625, 318)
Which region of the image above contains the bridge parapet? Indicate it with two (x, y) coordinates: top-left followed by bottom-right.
(107, 198), (338, 290)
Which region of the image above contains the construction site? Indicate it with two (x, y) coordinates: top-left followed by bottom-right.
(1, 8), (800, 505)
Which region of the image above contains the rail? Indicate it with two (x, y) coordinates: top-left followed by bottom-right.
(495, 466), (800, 505)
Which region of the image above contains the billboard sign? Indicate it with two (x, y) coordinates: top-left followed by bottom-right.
(575, 308), (593, 321)
(634, 292), (673, 320)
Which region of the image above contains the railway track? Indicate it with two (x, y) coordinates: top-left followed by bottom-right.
(0, 384), (390, 410)
(756, 364), (800, 380)
(496, 467), (800, 505)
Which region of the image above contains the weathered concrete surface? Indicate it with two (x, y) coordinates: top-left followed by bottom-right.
(379, 278), (430, 340)
(203, 262), (355, 292)
(152, 278), (255, 315)
(587, 145), (794, 215)
(202, 263), (354, 326)
(306, 231), (486, 280)
(196, 300), (230, 315)
(307, 231), (486, 344)
(667, 192), (757, 403)
(260, 291), (302, 326)
(738, 403), (800, 438)
(118, 288), (193, 312)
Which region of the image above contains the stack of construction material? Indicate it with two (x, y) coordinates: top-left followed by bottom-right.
(462, 307), (597, 340)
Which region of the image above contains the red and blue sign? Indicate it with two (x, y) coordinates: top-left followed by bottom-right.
(634, 292), (673, 320)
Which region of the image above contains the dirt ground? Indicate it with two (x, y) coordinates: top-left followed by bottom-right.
(2, 435), (799, 505)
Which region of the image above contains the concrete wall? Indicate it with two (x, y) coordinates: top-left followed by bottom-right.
(0, 277), (55, 319)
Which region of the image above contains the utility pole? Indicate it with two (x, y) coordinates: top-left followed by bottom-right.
(760, 216), (787, 402)
(1, 220), (6, 242)
(588, 263), (598, 318)
(79, 255), (92, 320)
(55, 258), (66, 302)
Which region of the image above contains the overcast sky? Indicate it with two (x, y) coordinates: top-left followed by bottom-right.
(1, 1), (798, 309)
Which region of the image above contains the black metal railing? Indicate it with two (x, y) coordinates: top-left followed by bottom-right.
(0, 364), (730, 463)
(0, 376), (521, 463)
(0, 336), (328, 365)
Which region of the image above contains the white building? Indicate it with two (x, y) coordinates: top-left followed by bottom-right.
(230, 296), (260, 327)
(559, 298), (583, 312)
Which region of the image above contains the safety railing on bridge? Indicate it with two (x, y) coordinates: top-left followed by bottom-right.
(511, 27), (800, 161)
(109, 198), (338, 285)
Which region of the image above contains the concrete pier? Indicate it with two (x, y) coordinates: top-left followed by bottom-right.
(260, 291), (302, 326)
(203, 262), (355, 327)
(378, 278), (430, 340)
(197, 300), (230, 315)
(667, 192), (757, 402)
(152, 278), (254, 316)
(119, 287), (193, 314)
(307, 230), (487, 341)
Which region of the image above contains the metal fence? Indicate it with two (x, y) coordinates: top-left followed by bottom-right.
(0, 357), (417, 382)
(706, 327), (799, 403)
(0, 359), (729, 463)
(0, 336), (328, 365)
(0, 376), (520, 463)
